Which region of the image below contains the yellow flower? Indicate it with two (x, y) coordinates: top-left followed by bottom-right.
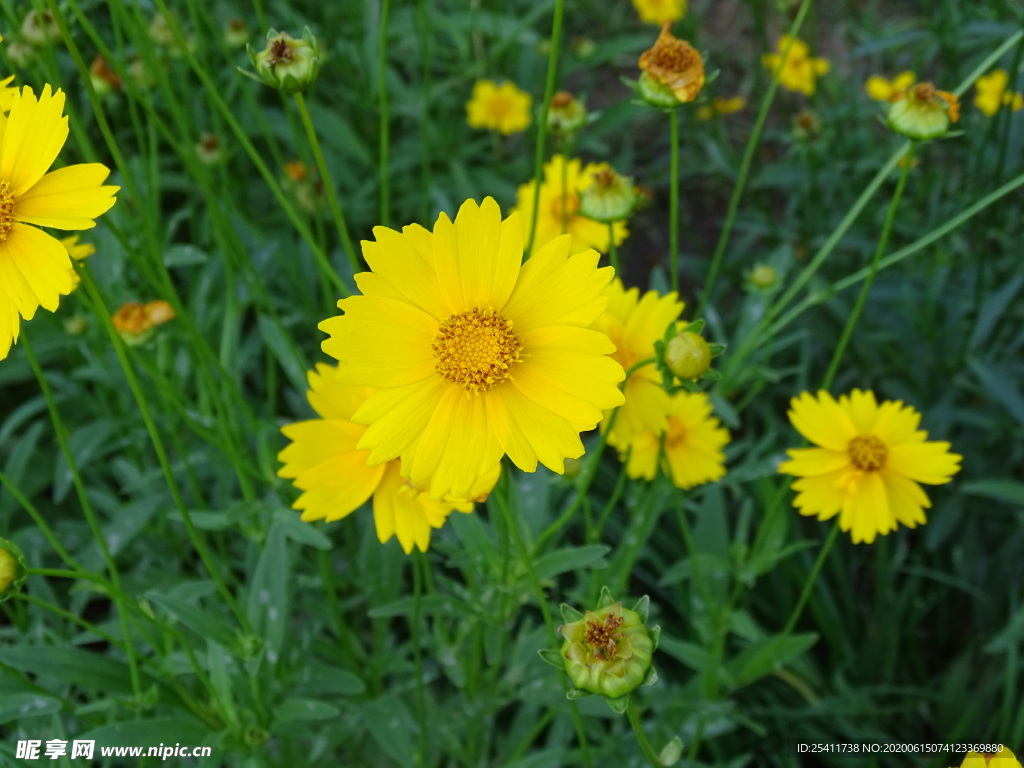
(278, 364), (497, 553)
(319, 197), (625, 500)
(632, 0), (686, 25)
(696, 96), (745, 120)
(887, 81), (959, 140)
(865, 70), (915, 102)
(975, 70), (1024, 116)
(465, 80), (532, 135)
(959, 747), (1022, 768)
(0, 76), (16, 113)
(638, 21), (705, 105)
(762, 35), (830, 96)
(0, 86), (119, 361)
(591, 278), (682, 447)
(620, 391), (729, 489)
(514, 155), (628, 257)
(778, 390), (962, 544)
(62, 235), (95, 292)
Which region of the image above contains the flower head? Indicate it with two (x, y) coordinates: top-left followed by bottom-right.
(865, 71), (915, 103)
(319, 197), (625, 499)
(696, 96), (745, 120)
(466, 80), (532, 136)
(621, 390), (729, 489)
(247, 28), (320, 93)
(111, 300), (175, 344)
(887, 81), (959, 140)
(278, 364), (497, 553)
(514, 155), (628, 257)
(0, 86), (119, 361)
(547, 91), (587, 140)
(975, 70), (1024, 117)
(591, 278), (683, 447)
(578, 167), (639, 224)
(638, 21), (705, 106)
(762, 35), (830, 96)
(0, 537), (27, 602)
(632, 0), (686, 25)
(779, 390), (962, 544)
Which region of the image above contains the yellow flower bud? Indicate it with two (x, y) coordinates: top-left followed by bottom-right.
(748, 264), (777, 289)
(665, 331), (711, 380)
(0, 538), (27, 602)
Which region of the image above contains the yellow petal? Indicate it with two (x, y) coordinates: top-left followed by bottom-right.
(865, 76), (893, 101)
(499, 384), (585, 473)
(788, 390), (856, 450)
(2, 223), (72, 316)
(354, 377), (447, 467)
(0, 85), (68, 196)
(778, 447), (851, 477)
(886, 442), (962, 484)
(15, 163), (118, 229)
(359, 224), (450, 320)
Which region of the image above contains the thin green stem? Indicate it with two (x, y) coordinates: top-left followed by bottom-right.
(697, 0), (812, 317)
(821, 143), (916, 390)
(668, 108), (680, 294)
(27, 568), (106, 584)
(378, 0), (392, 226)
(781, 525), (841, 637)
(293, 91), (361, 276)
(0, 468), (83, 572)
(626, 696), (665, 768)
(526, 0), (566, 256)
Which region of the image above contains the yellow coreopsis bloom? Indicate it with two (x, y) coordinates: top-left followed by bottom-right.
(279, 364), (498, 553)
(514, 155), (628, 257)
(778, 390), (962, 544)
(319, 197), (625, 500)
(958, 747), (1022, 768)
(762, 35), (830, 96)
(975, 70), (1024, 116)
(865, 70), (915, 102)
(466, 79), (532, 136)
(621, 390), (729, 489)
(632, 0), (686, 25)
(0, 86), (119, 361)
(696, 96), (745, 120)
(591, 278), (683, 447)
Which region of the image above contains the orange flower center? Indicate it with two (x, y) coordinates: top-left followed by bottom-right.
(487, 94), (513, 121)
(848, 435), (887, 472)
(585, 613), (623, 661)
(432, 307), (522, 393)
(549, 191), (580, 223)
(0, 181), (15, 241)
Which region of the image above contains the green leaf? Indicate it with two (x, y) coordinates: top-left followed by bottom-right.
(605, 695), (628, 713)
(0, 693), (61, 725)
(274, 507), (333, 549)
(533, 545), (610, 581)
(77, 717), (211, 748)
(2, 647), (138, 694)
(659, 737), (683, 766)
(147, 592), (240, 650)
(271, 698), (341, 726)
(362, 695), (416, 767)
(538, 649), (564, 669)
(560, 603), (584, 624)
(728, 633), (818, 688)
(247, 524), (290, 658)
(962, 479), (1024, 508)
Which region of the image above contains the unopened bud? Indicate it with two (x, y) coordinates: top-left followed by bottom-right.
(247, 28), (320, 94)
(0, 538), (27, 602)
(665, 331), (711, 380)
(547, 91), (587, 139)
(887, 82), (959, 141)
(579, 168), (639, 223)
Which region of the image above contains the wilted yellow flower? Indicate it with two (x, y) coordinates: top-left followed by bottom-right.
(514, 155), (628, 256)
(638, 21), (705, 106)
(696, 96), (745, 120)
(887, 81), (959, 140)
(466, 79), (532, 135)
(111, 300), (175, 343)
(319, 197), (625, 500)
(865, 71), (915, 102)
(778, 390), (962, 544)
(975, 70), (1024, 116)
(632, 0), (686, 25)
(0, 86), (119, 361)
(278, 364), (498, 553)
(89, 54), (122, 96)
(621, 391), (729, 489)
(762, 35), (830, 96)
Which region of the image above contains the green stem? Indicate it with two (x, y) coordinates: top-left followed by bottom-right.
(22, 333), (143, 704)
(378, 0), (392, 226)
(27, 568), (106, 583)
(526, 0), (566, 256)
(668, 108), (680, 294)
(608, 222), (620, 273)
(820, 143), (915, 390)
(697, 0), (812, 317)
(781, 525), (841, 637)
(293, 91), (361, 276)
(626, 696), (664, 768)
(0, 468), (83, 572)
(411, 553), (429, 768)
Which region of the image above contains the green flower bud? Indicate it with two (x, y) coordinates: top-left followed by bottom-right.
(558, 596), (655, 700)
(747, 263), (777, 291)
(21, 10), (60, 47)
(547, 91), (588, 139)
(887, 82), (959, 141)
(247, 28), (320, 94)
(224, 19), (249, 50)
(665, 331), (711, 380)
(0, 538), (28, 602)
(579, 168), (639, 224)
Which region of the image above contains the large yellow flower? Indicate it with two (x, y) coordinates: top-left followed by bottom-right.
(591, 278), (682, 448)
(319, 197), (625, 500)
(778, 390), (962, 544)
(279, 364), (499, 553)
(465, 79), (532, 136)
(975, 70), (1024, 116)
(514, 155), (628, 257)
(620, 390), (729, 489)
(0, 85), (118, 360)
(632, 0), (686, 25)
(762, 35), (830, 96)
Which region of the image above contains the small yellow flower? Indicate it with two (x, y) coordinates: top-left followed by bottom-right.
(887, 81), (959, 140)
(0, 86), (119, 361)
(696, 96), (745, 120)
(62, 235), (95, 292)
(958, 747), (1022, 768)
(514, 155), (628, 257)
(620, 390), (729, 490)
(465, 79), (532, 135)
(638, 22), (705, 106)
(278, 364), (498, 553)
(778, 390), (962, 544)
(762, 35), (830, 96)
(975, 70), (1024, 117)
(865, 70), (915, 102)
(632, 0), (686, 25)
